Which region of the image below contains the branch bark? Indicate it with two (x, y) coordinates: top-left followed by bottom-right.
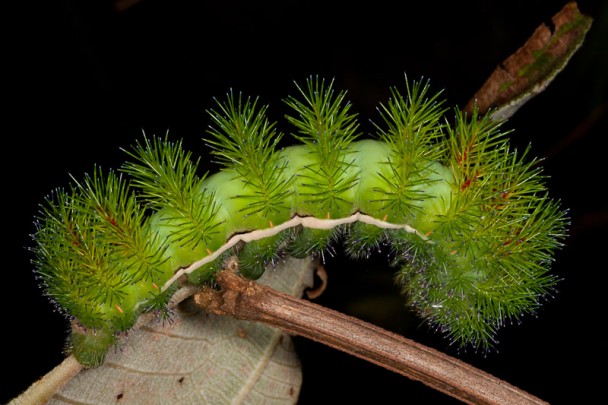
(465, 1), (592, 120)
(193, 268), (548, 405)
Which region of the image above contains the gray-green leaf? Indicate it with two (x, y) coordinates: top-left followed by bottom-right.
(48, 257), (316, 405)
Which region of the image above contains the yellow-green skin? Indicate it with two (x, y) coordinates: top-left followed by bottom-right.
(64, 138), (559, 365)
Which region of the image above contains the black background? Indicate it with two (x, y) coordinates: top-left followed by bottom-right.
(5, 0), (607, 403)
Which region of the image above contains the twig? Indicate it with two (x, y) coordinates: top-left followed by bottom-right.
(464, 1), (592, 121)
(8, 355), (83, 405)
(192, 268), (548, 405)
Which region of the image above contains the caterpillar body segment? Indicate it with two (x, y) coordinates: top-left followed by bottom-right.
(31, 77), (567, 366)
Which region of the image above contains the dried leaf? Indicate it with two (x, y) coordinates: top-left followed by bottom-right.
(48, 257), (315, 405)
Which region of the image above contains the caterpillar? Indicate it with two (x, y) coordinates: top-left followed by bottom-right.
(31, 77), (567, 367)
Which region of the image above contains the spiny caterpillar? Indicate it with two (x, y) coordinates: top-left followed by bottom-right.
(32, 77), (567, 367)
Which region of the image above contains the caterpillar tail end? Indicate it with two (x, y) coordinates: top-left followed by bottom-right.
(67, 324), (117, 368)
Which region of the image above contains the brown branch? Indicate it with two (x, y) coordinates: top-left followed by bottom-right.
(465, 1), (592, 120)
(192, 268), (548, 405)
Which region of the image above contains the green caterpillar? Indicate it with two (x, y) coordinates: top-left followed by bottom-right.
(32, 77), (567, 367)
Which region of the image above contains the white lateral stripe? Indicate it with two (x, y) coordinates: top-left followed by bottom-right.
(160, 213), (425, 292)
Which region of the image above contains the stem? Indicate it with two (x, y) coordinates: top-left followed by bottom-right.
(8, 355), (83, 405)
(194, 269), (548, 405)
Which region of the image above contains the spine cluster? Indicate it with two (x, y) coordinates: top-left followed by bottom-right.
(32, 77), (567, 366)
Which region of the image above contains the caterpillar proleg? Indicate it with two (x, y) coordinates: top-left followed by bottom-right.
(31, 77), (567, 367)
